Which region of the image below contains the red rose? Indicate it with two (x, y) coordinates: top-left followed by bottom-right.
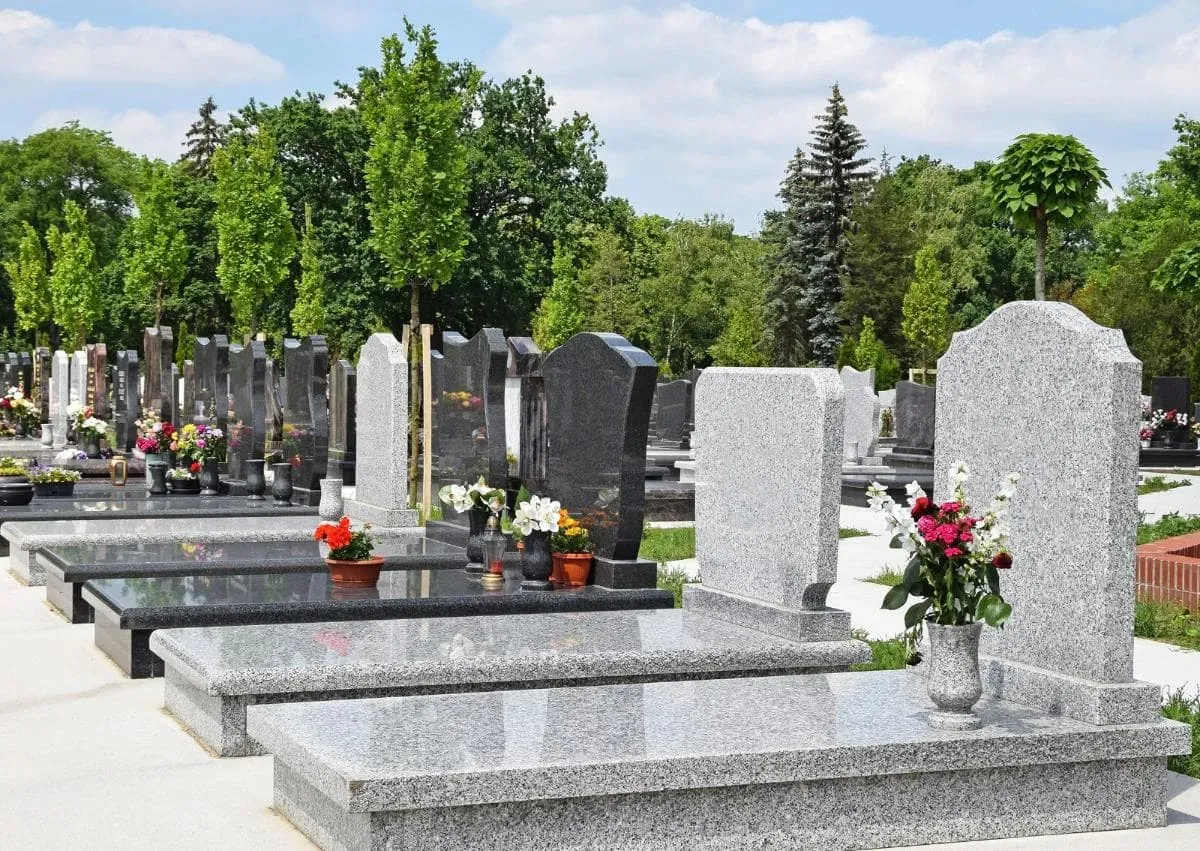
(910, 497), (933, 519)
(992, 552), (1013, 570)
(189, 461), (200, 474)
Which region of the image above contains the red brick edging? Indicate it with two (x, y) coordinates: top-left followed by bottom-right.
(1137, 531), (1200, 610)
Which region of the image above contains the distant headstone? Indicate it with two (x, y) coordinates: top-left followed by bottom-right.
(894, 381), (935, 452)
(542, 332), (658, 587)
(508, 337), (546, 493)
(194, 335), (231, 431)
(69, 350), (87, 409)
(170, 363), (180, 423)
(143, 326), (174, 422)
(1, 353), (12, 389)
(683, 367), (703, 433)
(50, 350), (69, 449)
(684, 367), (850, 642)
(344, 333), (417, 528)
(264, 358), (284, 453)
(936, 301), (1158, 725)
(842, 384), (880, 463)
(1150, 376), (1190, 415)
(182, 360), (197, 421)
(653, 379), (691, 448)
(839, 365), (875, 393)
(114, 350), (140, 452)
(17, 352), (32, 397)
(33, 348), (50, 422)
(327, 357), (357, 486)
(282, 336), (330, 505)
(86, 343), (107, 418)
(227, 341), (267, 481)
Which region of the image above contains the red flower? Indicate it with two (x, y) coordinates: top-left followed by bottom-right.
(910, 497), (934, 519)
(992, 552), (1013, 570)
(189, 461), (200, 474)
(944, 547), (963, 558)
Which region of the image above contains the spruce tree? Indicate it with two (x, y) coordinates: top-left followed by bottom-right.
(765, 85), (872, 366)
(181, 97), (226, 179)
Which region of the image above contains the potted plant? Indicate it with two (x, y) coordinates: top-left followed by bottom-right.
(439, 477), (507, 572)
(551, 509), (595, 587)
(1148, 408), (1191, 448)
(868, 461), (1018, 731)
(315, 516), (381, 586)
(166, 464), (202, 494)
(0, 461), (34, 506)
(70, 404), (109, 458)
(512, 494), (560, 590)
(26, 464), (82, 497)
(171, 423), (226, 495)
(135, 412), (176, 485)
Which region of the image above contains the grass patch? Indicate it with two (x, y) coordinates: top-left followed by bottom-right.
(1135, 598), (1200, 650)
(839, 527), (871, 539)
(849, 629), (911, 672)
(1139, 476), (1190, 496)
(656, 566), (697, 608)
(1162, 689), (1200, 778)
(864, 566), (904, 586)
(641, 527), (696, 563)
(1138, 513), (1200, 545)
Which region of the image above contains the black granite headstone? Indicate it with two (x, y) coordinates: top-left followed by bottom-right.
(194, 335), (231, 430)
(114, 350), (140, 452)
(542, 332), (658, 587)
(4, 352), (16, 390)
(508, 337), (546, 493)
(327, 357), (357, 485)
(282, 336), (330, 504)
(894, 380), (936, 453)
(264, 357), (284, 457)
(182, 360), (197, 422)
(653, 379), (691, 448)
(1151, 376), (1191, 416)
(142, 326), (174, 423)
(18, 352), (33, 398)
(85, 343), (107, 418)
(33, 347), (50, 421)
(227, 341), (266, 480)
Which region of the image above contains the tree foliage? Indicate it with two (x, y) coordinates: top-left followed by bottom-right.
(4, 222), (51, 336)
(902, 245), (953, 374)
(124, 161), (188, 328)
(46, 199), (102, 349)
(181, 97), (225, 179)
(291, 203), (327, 338)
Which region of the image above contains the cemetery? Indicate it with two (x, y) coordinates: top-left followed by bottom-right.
(5, 8), (1200, 850)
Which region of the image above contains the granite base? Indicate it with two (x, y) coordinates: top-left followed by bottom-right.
(7, 548), (40, 585)
(343, 498), (418, 528)
(46, 568), (92, 623)
(682, 584), (852, 642)
(94, 602), (161, 677)
(592, 556), (657, 589)
(248, 671), (1190, 851)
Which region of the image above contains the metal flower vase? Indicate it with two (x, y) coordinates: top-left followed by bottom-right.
(925, 621), (984, 731)
(245, 459), (266, 501)
(271, 462), (294, 506)
(147, 461), (169, 496)
(199, 459), (220, 496)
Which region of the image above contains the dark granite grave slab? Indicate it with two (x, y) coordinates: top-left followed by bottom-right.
(33, 347), (51, 421)
(1151, 376), (1190, 415)
(894, 380), (935, 452)
(18, 351), (33, 399)
(508, 337), (546, 492)
(143, 326), (174, 422)
(327, 357), (356, 485)
(82, 569), (674, 677)
(653, 379), (691, 448)
(227, 341), (266, 481)
(194, 335), (231, 430)
(43, 535), (468, 624)
(86, 342), (107, 418)
(113, 350), (139, 452)
(283, 336), (329, 505)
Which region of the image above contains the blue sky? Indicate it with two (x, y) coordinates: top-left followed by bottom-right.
(2, 1), (1195, 230)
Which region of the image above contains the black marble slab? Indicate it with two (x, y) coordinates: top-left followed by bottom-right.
(1, 496), (316, 526)
(82, 569), (674, 677)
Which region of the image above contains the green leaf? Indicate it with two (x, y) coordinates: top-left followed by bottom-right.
(882, 583), (910, 610)
(902, 557), (922, 588)
(985, 564), (1000, 595)
(1023, 193), (1038, 206)
(904, 599), (932, 628)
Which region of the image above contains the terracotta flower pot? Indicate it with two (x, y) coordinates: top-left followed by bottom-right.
(325, 556), (384, 587)
(553, 552), (594, 587)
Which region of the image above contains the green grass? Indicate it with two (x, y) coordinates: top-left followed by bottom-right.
(1135, 598), (1200, 650)
(849, 629), (911, 672)
(640, 527), (696, 563)
(1138, 513), (1200, 545)
(839, 527), (871, 539)
(1162, 689), (1200, 778)
(656, 566), (698, 608)
(1139, 476), (1190, 496)
(864, 566), (904, 586)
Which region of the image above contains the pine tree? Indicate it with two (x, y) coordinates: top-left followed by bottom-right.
(181, 97), (226, 179)
(765, 85), (872, 366)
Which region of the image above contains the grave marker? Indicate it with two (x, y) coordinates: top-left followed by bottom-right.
(143, 326), (174, 422)
(50, 350), (68, 448)
(114, 350), (140, 452)
(282, 336), (330, 505)
(69, 350), (86, 408)
(86, 343), (107, 418)
(653, 379), (691, 448)
(894, 380), (935, 452)
(508, 337), (546, 493)
(327, 357), (357, 485)
(1150, 375), (1189, 415)
(33, 347), (50, 422)
(227, 341), (267, 481)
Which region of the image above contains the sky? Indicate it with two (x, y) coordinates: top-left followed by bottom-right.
(2, 1), (1197, 231)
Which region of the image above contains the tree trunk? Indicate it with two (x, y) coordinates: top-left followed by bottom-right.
(1034, 208), (1047, 301)
(407, 280), (421, 511)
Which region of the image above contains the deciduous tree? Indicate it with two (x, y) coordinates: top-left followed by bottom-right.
(124, 161), (188, 328)
(4, 222), (52, 339)
(46, 200), (101, 349)
(902, 245), (953, 377)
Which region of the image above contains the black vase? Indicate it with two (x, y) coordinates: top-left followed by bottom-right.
(464, 505), (488, 573)
(148, 463), (168, 495)
(83, 436), (101, 459)
(521, 530), (553, 591)
(245, 459), (266, 501)
(271, 462), (294, 506)
(199, 458), (220, 496)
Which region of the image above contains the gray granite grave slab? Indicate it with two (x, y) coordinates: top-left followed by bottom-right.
(344, 333), (417, 528)
(69, 350), (86, 408)
(50, 350), (68, 448)
(842, 383), (881, 462)
(247, 670), (1189, 851)
(154, 609), (865, 756)
(936, 301), (1158, 724)
(685, 368), (852, 642)
(85, 568), (672, 678)
(33, 347), (50, 422)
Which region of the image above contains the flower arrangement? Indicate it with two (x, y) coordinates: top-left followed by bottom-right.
(439, 477), (507, 515)
(513, 494), (561, 536)
(1, 387), (40, 432)
(1146, 408), (1190, 440)
(69, 404), (108, 440)
(135, 410), (176, 454)
(440, 390), (483, 410)
(171, 422), (225, 463)
(868, 462), (1018, 632)
(25, 464), (81, 484)
(166, 465), (199, 481)
(551, 509), (593, 553)
(0, 462), (28, 477)
(314, 516), (374, 561)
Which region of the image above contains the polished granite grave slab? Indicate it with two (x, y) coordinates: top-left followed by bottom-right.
(43, 536), (468, 624)
(248, 670), (1190, 851)
(3, 514), (395, 586)
(152, 609), (866, 756)
(84, 568), (674, 678)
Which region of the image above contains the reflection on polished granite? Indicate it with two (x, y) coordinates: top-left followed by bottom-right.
(0, 495), (316, 524)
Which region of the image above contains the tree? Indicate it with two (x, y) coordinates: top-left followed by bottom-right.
(123, 161), (188, 328)
(850, 316), (900, 389)
(181, 97), (225, 179)
(986, 133), (1109, 299)
(212, 131), (296, 336)
(532, 242), (587, 350)
(359, 22), (475, 505)
(46, 200), (101, 349)
(763, 149), (814, 366)
(291, 204), (327, 337)
(4, 222), (52, 338)
(902, 245), (953, 378)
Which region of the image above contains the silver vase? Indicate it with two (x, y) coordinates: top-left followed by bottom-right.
(318, 478), (344, 520)
(40, 423), (53, 446)
(925, 621), (984, 731)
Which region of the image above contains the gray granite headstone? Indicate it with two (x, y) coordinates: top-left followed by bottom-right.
(683, 367), (703, 432)
(33, 347), (50, 421)
(936, 301), (1157, 725)
(839, 365), (875, 393)
(327, 357), (357, 486)
(894, 381), (935, 452)
(143, 326), (174, 422)
(344, 333), (417, 527)
(227, 341), (267, 481)
(282, 336), (330, 505)
(170, 363), (180, 424)
(683, 368), (851, 642)
(1150, 376), (1190, 415)
(841, 384), (880, 462)
(50, 350), (69, 448)
(508, 337), (546, 493)
(114, 350), (140, 452)
(542, 332), (657, 587)
(86, 343), (107, 418)
(653, 380), (691, 448)
(69, 350), (86, 408)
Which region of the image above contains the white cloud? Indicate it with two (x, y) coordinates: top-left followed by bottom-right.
(484, 1), (1200, 229)
(33, 107), (202, 162)
(146, 1), (370, 34)
(0, 9), (284, 85)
